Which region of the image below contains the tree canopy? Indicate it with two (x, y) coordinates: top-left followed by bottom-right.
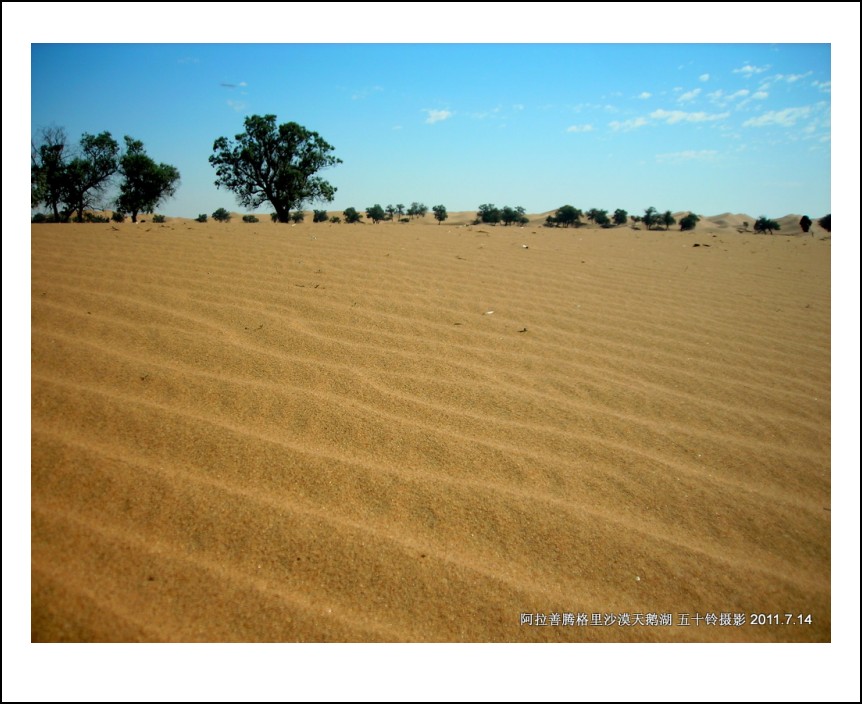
(552, 205), (582, 227)
(117, 137), (180, 223)
(754, 216), (780, 234)
(799, 215), (812, 233)
(32, 128), (119, 222)
(642, 207), (658, 230)
(817, 214), (830, 232)
(432, 204), (448, 224)
(679, 213), (700, 231)
(366, 204), (386, 224)
(209, 115), (342, 223)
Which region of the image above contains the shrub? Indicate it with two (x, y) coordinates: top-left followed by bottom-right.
(152, 214), (166, 223)
(343, 207), (362, 224)
(753, 216), (780, 234)
(83, 212), (109, 223)
(271, 212), (279, 222)
(313, 210), (328, 223)
(31, 212), (48, 223)
(366, 204), (386, 224)
(400, 217), (410, 223)
(817, 214), (830, 232)
(799, 215), (812, 233)
(111, 211), (126, 223)
(212, 208), (231, 222)
(679, 213), (700, 231)
(291, 211), (305, 223)
(329, 216), (341, 223)
(243, 214), (259, 223)
(195, 213), (208, 223)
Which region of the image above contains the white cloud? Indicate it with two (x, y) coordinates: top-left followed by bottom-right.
(751, 91), (769, 100)
(656, 149), (718, 162)
(238, 81), (247, 87)
(730, 89), (750, 99)
(566, 124), (594, 133)
(699, 73), (710, 82)
(638, 92), (652, 99)
(678, 88), (701, 102)
(743, 106), (812, 127)
(423, 109), (453, 124)
(609, 117), (648, 131)
(650, 109), (729, 124)
(774, 71), (813, 83)
(226, 99), (246, 113)
(512, 103), (525, 111)
(733, 64), (770, 77)
(812, 80), (831, 93)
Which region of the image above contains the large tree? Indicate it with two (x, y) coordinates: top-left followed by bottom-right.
(117, 137), (180, 223)
(63, 132), (120, 222)
(643, 206), (658, 230)
(31, 128), (118, 222)
(209, 115), (342, 224)
(432, 204), (448, 224)
(31, 127), (68, 221)
(553, 205), (582, 227)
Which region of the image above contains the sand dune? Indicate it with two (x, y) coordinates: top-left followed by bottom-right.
(31, 216), (830, 641)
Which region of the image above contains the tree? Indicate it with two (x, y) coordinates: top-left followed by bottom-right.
(754, 216), (780, 234)
(313, 209), (328, 223)
(799, 215), (812, 233)
(432, 204), (448, 224)
(291, 211), (305, 223)
(661, 210), (676, 230)
(212, 207), (232, 222)
(396, 204), (405, 219)
(116, 137), (180, 223)
(407, 201), (427, 219)
(385, 204), (396, 221)
(817, 214), (831, 232)
(516, 206), (529, 226)
(586, 208), (600, 224)
(613, 209), (628, 226)
(592, 209), (610, 227)
(343, 207), (362, 223)
(63, 131), (120, 222)
(553, 205), (582, 227)
(366, 204), (386, 224)
(643, 207), (658, 230)
(679, 213), (700, 231)
(209, 114), (342, 224)
(500, 206), (518, 226)
(31, 127), (68, 221)
(195, 214), (208, 223)
(477, 203), (501, 224)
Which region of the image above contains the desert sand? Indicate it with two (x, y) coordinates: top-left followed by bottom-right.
(31, 213), (830, 642)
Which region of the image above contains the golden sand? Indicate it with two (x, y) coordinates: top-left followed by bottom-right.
(31, 215), (830, 641)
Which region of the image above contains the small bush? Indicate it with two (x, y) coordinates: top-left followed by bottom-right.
(152, 214), (166, 223)
(329, 216), (341, 223)
(212, 208), (232, 222)
(400, 217), (410, 223)
(343, 207), (362, 224)
(313, 210), (328, 223)
(291, 211), (305, 223)
(195, 214), (208, 223)
(83, 212), (110, 223)
(243, 214), (259, 223)
(111, 211), (126, 223)
(32, 213), (48, 223)
(817, 214), (831, 233)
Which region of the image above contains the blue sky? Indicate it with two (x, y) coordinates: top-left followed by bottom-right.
(31, 42), (832, 218)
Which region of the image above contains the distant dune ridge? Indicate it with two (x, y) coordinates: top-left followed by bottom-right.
(31, 215), (830, 642)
